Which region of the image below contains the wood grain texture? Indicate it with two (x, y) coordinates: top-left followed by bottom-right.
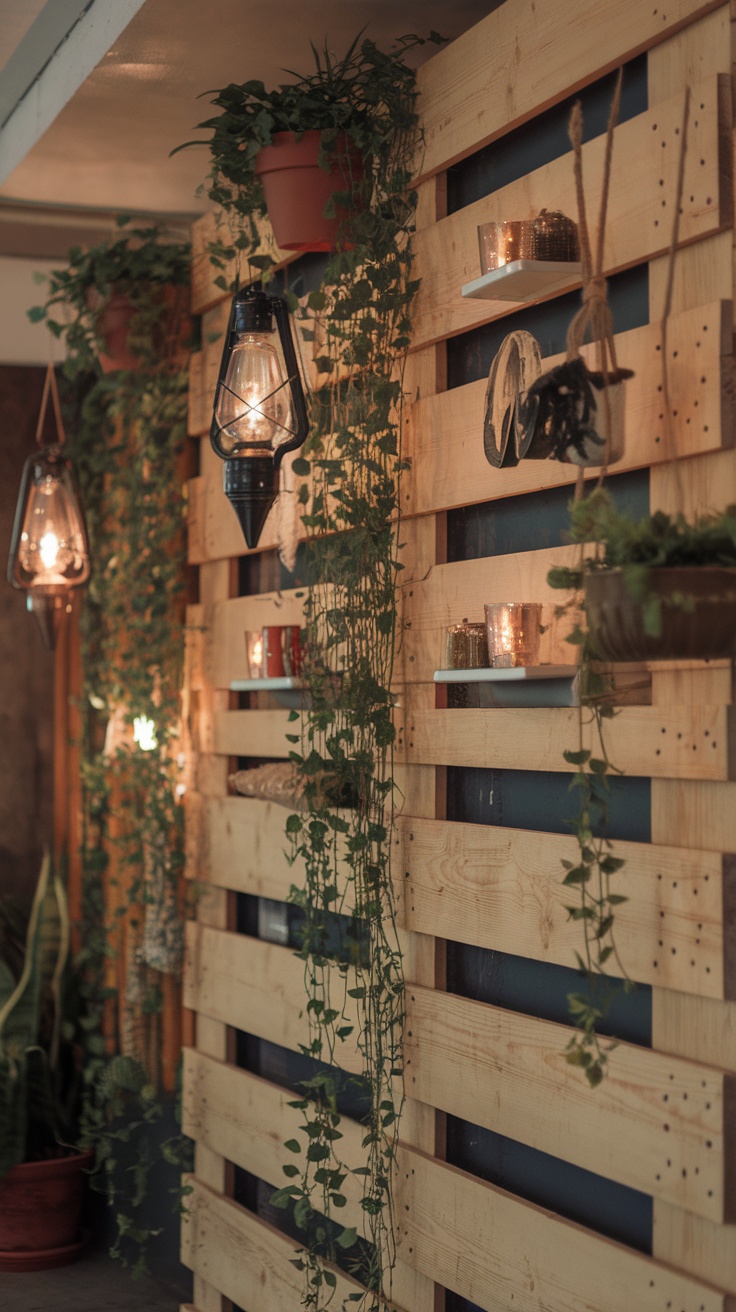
(397, 816), (735, 997)
(182, 1178), (368, 1312)
(412, 77), (730, 349)
(213, 708), (293, 759)
(415, 0), (724, 177)
(397, 703), (733, 780)
(404, 985), (734, 1221)
(394, 1144), (735, 1312)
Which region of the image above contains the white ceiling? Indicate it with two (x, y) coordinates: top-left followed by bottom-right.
(0, 0), (494, 252)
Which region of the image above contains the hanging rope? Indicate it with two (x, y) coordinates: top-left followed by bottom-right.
(566, 70), (623, 487)
(660, 86), (691, 505)
(35, 360), (66, 448)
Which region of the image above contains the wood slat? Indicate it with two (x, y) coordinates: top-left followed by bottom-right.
(183, 927), (735, 1219)
(191, 211), (300, 315)
(394, 1143), (735, 1312)
(209, 589), (305, 688)
(398, 703), (733, 781)
(415, 0), (724, 178)
(180, 1052), (736, 1312)
(183, 923), (363, 1071)
(213, 708), (293, 758)
(181, 1178), (366, 1312)
(405, 985), (734, 1222)
(653, 780), (736, 850)
(412, 76), (730, 350)
(397, 816), (736, 998)
(403, 300), (733, 518)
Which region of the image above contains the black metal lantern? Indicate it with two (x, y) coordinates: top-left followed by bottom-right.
(7, 364), (90, 649)
(210, 286), (309, 550)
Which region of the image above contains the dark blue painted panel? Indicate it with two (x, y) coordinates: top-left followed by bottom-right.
(447, 467), (650, 560)
(446, 766), (650, 841)
(447, 941), (651, 1042)
(447, 55), (648, 213)
(236, 1029), (371, 1124)
(447, 263), (649, 389)
(446, 1116), (652, 1253)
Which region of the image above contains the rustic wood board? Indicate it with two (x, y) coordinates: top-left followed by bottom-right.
(403, 300), (733, 518)
(415, 0), (724, 178)
(397, 816), (735, 998)
(412, 77), (730, 349)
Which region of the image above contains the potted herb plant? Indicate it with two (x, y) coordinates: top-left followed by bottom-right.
(177, 31), (443, 253)
(0, 853), (93, 1271)
(29, 217), (191, 376)
(549, 487), (736, 661)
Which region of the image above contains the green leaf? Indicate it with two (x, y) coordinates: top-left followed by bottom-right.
(336, 1225), (357, 1250)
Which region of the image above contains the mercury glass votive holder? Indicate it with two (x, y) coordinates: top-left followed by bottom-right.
(484, 603), (541, 668)
(442, 620), (489, 670)
(245, 630), (264, 678)
(477, 220), (534, 274)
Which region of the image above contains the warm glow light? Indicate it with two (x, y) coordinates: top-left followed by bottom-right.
(39, 531), (59, 570)
(133, 716), (157, 751)
(215, 334), (294, 456)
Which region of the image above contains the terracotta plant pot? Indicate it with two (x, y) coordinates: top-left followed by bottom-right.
(91, 285), (191, 373)
(0, 1149), (94, 1271)
(96, 291), (139, 373)
(255, 130), (363, 252)
(585, 567), (736, 661)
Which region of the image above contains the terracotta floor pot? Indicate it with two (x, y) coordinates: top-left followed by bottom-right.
(255, 130), (363, 252)
(91, 286), (191, 373)
(585, 566), (736, 661)
(0, 1149), (94, 1271)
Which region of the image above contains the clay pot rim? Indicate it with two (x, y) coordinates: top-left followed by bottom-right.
(3, 1148), (95, 1183)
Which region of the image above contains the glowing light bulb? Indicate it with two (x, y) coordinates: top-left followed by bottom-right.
(39, 531), (60, 570)
(133, 716), (157, 751)
(214, 333), (294, 456)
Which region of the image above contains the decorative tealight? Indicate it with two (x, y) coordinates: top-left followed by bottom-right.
(245, 630), (264, 678)
(477, 220), (534, 274)
(484, 603), (541, 668)
(443, 619), (489, 670)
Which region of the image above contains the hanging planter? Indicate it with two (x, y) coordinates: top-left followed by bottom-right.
(586, 565), (736, 661)
(254, 130), (362, 251)
(94, 289), (139, 373)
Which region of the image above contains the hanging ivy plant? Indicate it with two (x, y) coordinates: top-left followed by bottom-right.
(30, 226), (193, 1273)
(193, 32), (436, 1310)
(549, 487), (736, 1085)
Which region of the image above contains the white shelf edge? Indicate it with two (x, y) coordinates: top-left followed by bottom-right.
(230, 676), (303, 692)
(434, 665), (578, 684)
(461, 259), (582, 303)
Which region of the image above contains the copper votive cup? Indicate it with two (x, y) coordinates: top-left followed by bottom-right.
(484, 603), (541, 669)
(477, 220), (534, 274)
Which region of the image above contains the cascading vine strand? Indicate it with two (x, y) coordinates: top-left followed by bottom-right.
(193, 34), (434, 1306)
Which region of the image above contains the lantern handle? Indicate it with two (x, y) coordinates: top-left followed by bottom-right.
(35, 361), (66, 448)
(270, 295), (309, 470)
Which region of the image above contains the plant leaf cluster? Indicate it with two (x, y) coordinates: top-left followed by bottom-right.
(199, 33), (427, 1311)
(31, 227), (192, 1272)
(29, 216), (190, 377)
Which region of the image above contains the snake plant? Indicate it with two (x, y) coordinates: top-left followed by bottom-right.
(0, 853), (74, 1178)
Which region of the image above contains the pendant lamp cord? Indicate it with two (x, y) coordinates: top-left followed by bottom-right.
(35, 361), (66, 448)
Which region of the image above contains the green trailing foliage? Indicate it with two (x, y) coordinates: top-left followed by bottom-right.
(549, 488), (736, 1085)
(30, 224), (193, 1274)
(191, 30), (436, 1311)
(0, 853), (79, 1178)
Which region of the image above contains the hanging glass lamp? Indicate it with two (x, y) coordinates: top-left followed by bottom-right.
(210, 286), (309, 549)
(8, 363), (90, 648)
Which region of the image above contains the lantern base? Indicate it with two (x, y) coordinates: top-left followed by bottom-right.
(224, 457), (280, 550)
(27, 590), (69, 650)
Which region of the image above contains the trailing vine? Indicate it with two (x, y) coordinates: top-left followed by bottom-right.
(194, 33), (434, 1310)
(32, 227), (193, 1273)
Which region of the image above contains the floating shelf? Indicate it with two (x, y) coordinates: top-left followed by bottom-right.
(461, 259), (582, 304)
(230, 676), (302, 692)
(434, 664), (578, 708)
(434, 665), (577, 684)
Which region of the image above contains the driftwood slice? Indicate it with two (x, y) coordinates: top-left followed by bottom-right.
(483, 331), (542, 468)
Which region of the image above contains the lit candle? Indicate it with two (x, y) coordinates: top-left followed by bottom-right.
(484, 603), (541, 668)
(245, 630), (264, 678)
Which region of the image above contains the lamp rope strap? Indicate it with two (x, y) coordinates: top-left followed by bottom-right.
(35, 360), (66, 448)
(565, 69), (623, 490)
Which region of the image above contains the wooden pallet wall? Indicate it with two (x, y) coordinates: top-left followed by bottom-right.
(180, 3), (736, 1310)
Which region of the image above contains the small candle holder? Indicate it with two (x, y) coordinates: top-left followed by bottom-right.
(484, 603), (541, 668)
(477, 220), (534, 274)
(245, 630), (264, 678)
(442, 619), (489, 670)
